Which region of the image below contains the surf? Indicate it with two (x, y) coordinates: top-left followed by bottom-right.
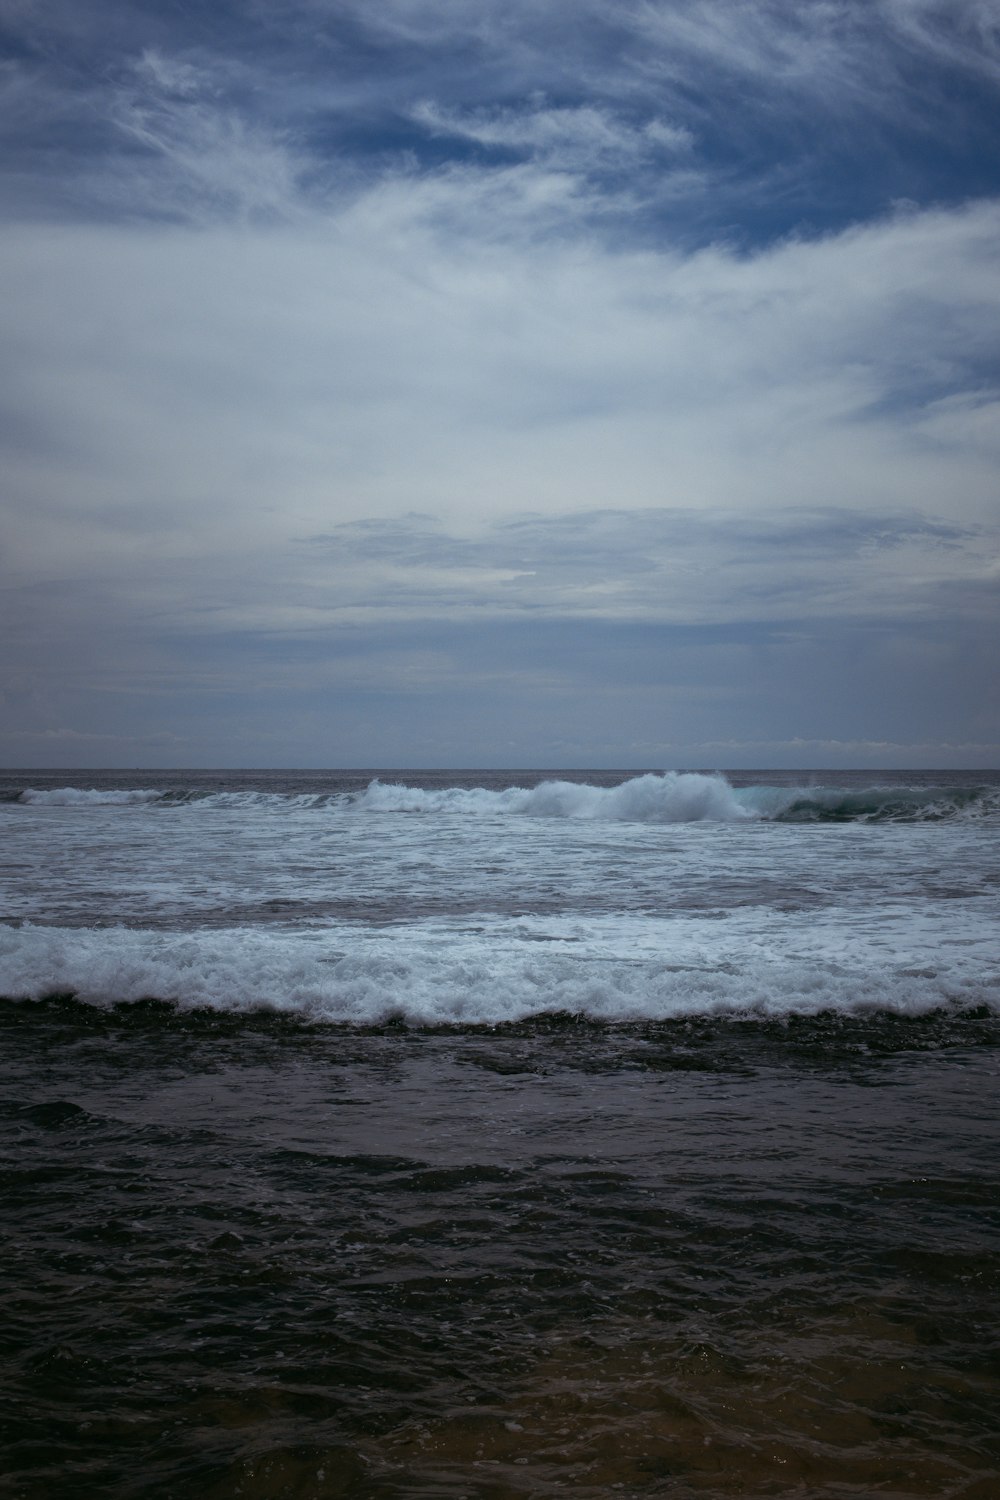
(2, 922), (995, 1025)
(12, 773), (1000, 823)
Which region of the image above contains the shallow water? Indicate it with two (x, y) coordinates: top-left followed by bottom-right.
(2, 769), (999, 1496)
(4, 1004), (1000, 1498)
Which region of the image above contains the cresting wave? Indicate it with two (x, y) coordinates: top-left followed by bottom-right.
(11, 773), (1000, 822)
(357, 776), (1000, 822)
(0, 925), (995, 1023)
(16, 787), (165, 806)
(358, 773), (752, 821)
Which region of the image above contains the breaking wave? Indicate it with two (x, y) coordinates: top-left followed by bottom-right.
(10, 774), (999, 822)
(357, 773), (751, 822)
(17, 787), (166, 806)
(0, 924), (995, 1024)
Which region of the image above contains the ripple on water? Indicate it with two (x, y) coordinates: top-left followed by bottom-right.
(2, 1007), (999, 1497)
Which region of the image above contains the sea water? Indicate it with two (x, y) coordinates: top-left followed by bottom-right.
(2, 768), (999, 1497)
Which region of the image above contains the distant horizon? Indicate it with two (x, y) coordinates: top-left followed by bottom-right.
(4, 764), (998, 777)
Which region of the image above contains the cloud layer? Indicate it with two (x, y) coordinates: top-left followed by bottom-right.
(1, 0), (998, 765)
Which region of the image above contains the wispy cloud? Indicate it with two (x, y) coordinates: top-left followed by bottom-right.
(412, 99), (692, 171)
(288, 506), (994, 630)
(103, 50), (310, 224)
(3, 0), (999, 239)
(3, 193), (997, 555)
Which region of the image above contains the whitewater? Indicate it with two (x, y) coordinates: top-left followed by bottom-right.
(4, 766), (1000, 1500)
(2, 767), (997, 1023)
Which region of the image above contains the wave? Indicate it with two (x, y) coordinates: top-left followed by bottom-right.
(356, 773), (752, 822)
(10, 774), (999, 822)
(762, 786), (1000, 822)
(16, 787), (167, 806)
(1, 925), (995, 1024)
(357, 776), (1000, 822)
(12, 787), (349, 810)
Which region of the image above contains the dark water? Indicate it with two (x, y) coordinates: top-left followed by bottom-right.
(4, 1002), (999, 1499)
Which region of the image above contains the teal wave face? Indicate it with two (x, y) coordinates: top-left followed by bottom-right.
(763, 786), (1000, 822)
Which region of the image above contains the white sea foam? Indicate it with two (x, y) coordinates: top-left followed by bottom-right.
(18, 787), (165, 806)
(1, 924), (994, 1024)
(358, 772), (756, 822)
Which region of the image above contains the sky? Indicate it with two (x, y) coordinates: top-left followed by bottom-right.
(1, 0), (999, 769)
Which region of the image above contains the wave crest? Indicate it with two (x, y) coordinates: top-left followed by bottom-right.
(358, 772), (751, 823)
(18, 787), (166, 806)
(1, 925), (994, 1024)
(9, 775), (998, 822)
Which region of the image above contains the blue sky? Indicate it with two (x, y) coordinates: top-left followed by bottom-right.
(2, 0), (999, 767)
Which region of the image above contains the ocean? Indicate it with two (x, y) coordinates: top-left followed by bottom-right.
(2, 767), (999, 1498)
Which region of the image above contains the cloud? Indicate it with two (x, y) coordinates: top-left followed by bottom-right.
(2, 195), (997, 576)
(412, 99), (693, 173)
(1, 0), (998, 765)
(288, 507), (993, 630)
(103, 51), (310, 224)
(325, 0), (1000, 179)
(369, 0), (1000, 100)
(3, 0), (999, 241)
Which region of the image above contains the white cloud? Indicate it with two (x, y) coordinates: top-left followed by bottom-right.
(3, 1), (998, 239)
(412, 99), (692, 172)
(883, 0), (1000, 83)
(1, 1), (998, 761)
(106, 51), (309, 223)
(2, 193), (997, 593)
(334, 0), (1000, 116)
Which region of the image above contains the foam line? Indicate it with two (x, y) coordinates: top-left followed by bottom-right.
(12, 774), (998, 821)
(18, 788), (166, 806)
(1, 925), (993, 1024)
